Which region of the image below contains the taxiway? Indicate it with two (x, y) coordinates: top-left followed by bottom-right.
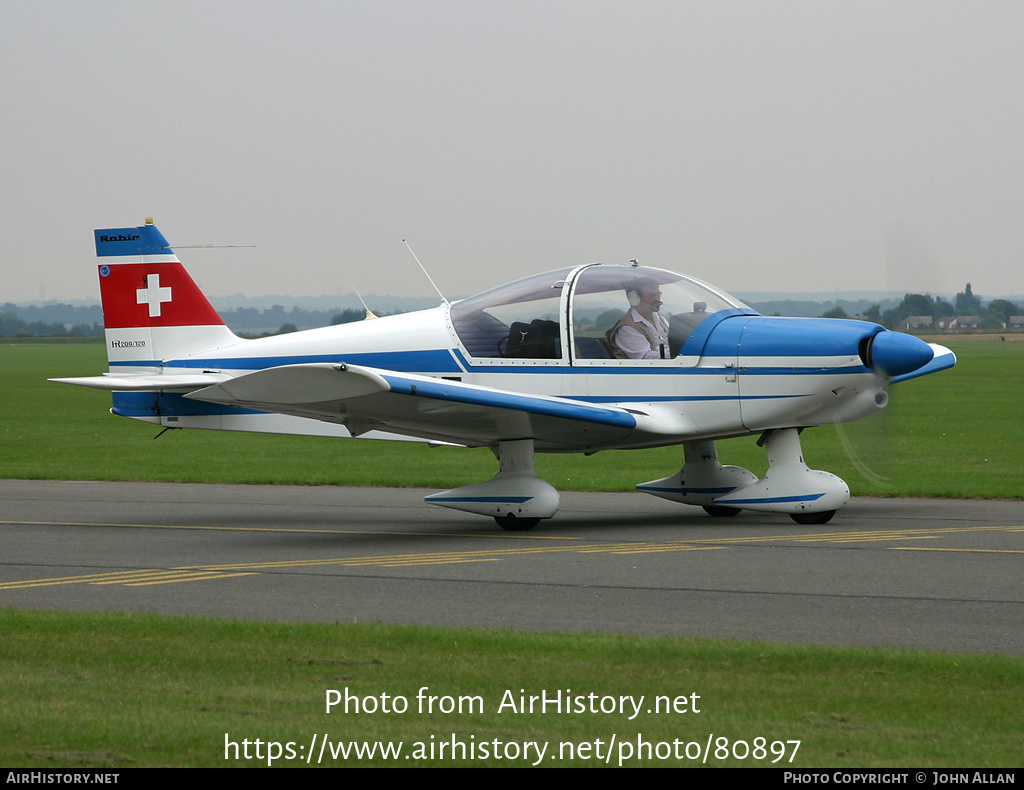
(2, 480), (1022, 655)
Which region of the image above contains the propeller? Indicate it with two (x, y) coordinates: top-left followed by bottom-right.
(831, 228), (947, 490)
(829, 304), (938, 488)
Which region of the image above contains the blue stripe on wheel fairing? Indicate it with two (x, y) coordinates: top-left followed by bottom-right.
(721, 493), (826, 504)
(424, 496), (533, 503)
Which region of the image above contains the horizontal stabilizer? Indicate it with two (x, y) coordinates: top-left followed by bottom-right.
(49, 372), (231, 391)
(186, 364), (390, 405)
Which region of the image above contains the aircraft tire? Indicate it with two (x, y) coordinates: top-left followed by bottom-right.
(790, 510), (836, 525)
(703, 505), (742, 518)
(494, 514), (541, 531)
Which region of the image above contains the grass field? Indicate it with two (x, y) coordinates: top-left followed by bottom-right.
(2, 610), (1022, 768)
(4, 339), (1023, 497)
(2, 340), (1022, 768)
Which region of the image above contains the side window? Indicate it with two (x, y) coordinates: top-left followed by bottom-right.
(451, 270), (570, 359)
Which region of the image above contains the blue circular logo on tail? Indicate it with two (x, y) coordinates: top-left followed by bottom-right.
(99, 265), (111, 277)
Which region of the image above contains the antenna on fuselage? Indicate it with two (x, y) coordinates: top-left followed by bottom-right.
(165, 244), (257, 249)
(403, 239), (449, 306)
(340, 267), (378, 320)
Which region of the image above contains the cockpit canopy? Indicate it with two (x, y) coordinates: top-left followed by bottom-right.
(450, 263), (750, 361)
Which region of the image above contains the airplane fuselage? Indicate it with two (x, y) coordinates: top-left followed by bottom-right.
(106, 302), (892, 452)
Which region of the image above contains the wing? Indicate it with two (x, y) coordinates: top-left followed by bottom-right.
(183, 362), (697, 451)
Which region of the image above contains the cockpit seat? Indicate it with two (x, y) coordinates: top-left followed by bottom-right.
(453, 311), (510, 358)
(503, 319), (561, 358)
(574, 336), (615, 359)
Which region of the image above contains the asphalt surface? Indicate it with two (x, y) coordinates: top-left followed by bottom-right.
(2, 479), (1022, 655)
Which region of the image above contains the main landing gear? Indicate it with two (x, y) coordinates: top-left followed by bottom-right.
(638, 429), (849, 524)
(423, 438), (558, 531)
(425, 429), (848, 530)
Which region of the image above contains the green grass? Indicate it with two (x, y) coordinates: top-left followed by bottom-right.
(4, 340), (1022, 498)
(2, 609), (1021, 768)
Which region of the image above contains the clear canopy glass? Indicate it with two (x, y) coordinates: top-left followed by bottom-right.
(450, 264), (749, 360)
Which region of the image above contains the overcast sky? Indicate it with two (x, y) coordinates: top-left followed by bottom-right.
(3, 1), (1022, 304)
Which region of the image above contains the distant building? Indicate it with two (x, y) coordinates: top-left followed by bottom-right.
(901, 316), (933, 331)
(1009, 316), (1024, 329)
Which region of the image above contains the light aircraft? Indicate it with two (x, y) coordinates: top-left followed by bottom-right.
(52, 219), (956, 530)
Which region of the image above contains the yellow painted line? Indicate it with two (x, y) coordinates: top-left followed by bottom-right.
(4, 523), (1021, 590)
(891, 547), (1024, 555)
(89, 571), (206, 586)
(198, 541), (727, 569)
(0, 569), (255, 590)
(603, 546), (725, 555)
(0, 570), (165, 590)
(373, 559), (502, 567)
(90, 570), (258, 586)
(123, 572), (258, 586)
(690, 526), (1024, 545)
(806, 536), (942, 544)
(0, 520), (581, 541)
(5, 519), (1022, 552)
(576, 544), (724, 554)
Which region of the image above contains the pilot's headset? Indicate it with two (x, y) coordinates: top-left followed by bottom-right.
(625, 279), (646, 308)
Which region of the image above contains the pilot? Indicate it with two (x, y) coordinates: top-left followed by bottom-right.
(607, 278), (670, 359)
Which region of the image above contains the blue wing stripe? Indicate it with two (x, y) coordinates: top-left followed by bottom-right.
(378, 373), (638, 429)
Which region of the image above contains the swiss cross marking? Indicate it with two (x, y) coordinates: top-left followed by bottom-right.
(136, 273), (173, 317)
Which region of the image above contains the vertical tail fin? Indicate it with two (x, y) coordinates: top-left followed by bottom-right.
(96, 219), (239, 371)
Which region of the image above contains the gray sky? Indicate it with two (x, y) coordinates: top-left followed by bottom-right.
(3, 0), (1022, 304)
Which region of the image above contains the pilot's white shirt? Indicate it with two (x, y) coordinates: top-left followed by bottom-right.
(616, 309), (670, 359)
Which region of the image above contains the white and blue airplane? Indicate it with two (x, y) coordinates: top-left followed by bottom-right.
(52, 219), (956, 529)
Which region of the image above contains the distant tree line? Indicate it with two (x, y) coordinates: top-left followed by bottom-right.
(208, 305), (404, 334)
(240, 306), (404, 337)
(0, 305), (103, 338)
(0, 302), (405, 338)
(821, 284), (1020, 330)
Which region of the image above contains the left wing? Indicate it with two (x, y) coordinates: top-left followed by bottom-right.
(184, 362), (696, 451)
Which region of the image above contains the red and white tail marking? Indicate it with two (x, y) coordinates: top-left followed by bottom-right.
(96, 222), (239, 369)
(100, 262), (226, 329)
